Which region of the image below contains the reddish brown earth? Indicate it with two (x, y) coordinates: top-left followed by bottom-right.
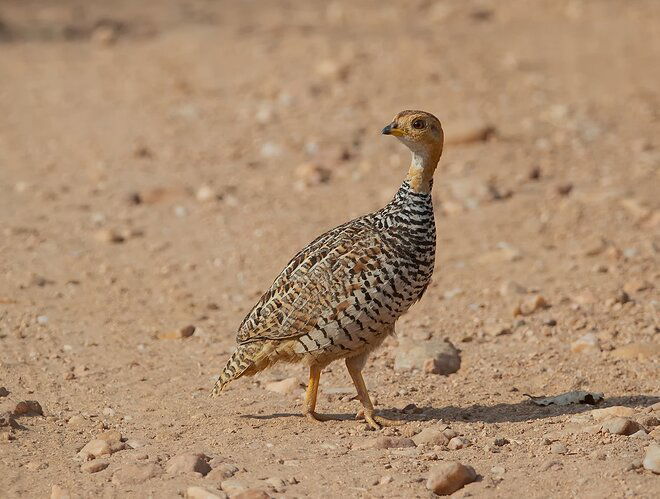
(1, 1), (659, 498)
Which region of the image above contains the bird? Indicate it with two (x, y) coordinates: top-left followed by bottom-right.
(211, 110), (443, 429)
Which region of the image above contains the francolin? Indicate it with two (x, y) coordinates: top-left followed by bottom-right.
(211, 110), (443, 429)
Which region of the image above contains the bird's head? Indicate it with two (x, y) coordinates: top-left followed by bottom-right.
(382, 110), (444, 193)
(381, 110), (444, 157)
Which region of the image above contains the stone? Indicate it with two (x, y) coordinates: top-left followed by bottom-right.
(294, 163), (332, 189)
(513, 295), (549, 316)
(412, 428), (450, 447)
(158, 325), (196, 340)
(206, 463), (239, 480)
(448, 437), (469, 450)
(166, 453), (212, 476)
(643, 443), (660, 474)
(444, 121), (495, 145)
(186, 486), (227, 499)
(220, 479), (247, 496)
(0, 387), (9, 397)
(590, 406), (635, 421)
(112, 463), (162, 485)
(570, 333), (600, 354)
(14, 400), (43, 416)
(499, 280), (526, 296)
(426, 461), (477, 495)
(50, 485), (71, 499)
(638, 415), (659, 428)
(379, 475), (393, 485)
(611, 343), (660, 361)
(264, 477), (286, 491)
(97, 429), (122, 444)
(78, 439), (112, 460)
(94, 229), (125, 244)
(81, 459), (109, 473)
(196, 185), (218, 202)
(550, 442), (568, 455)
(0, 412), (19, 429)
(572, 290), (597, 305)
(623, 278), (652, 295)
(395, 338), (461, 375)
(601, 418), (642, 436)
(1, 431), (15, 442)
(368, 436), (416, 449)
(265, 377), (301, 395)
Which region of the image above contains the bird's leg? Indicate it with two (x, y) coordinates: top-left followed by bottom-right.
(346, 355), (402, 430)
(303, 364), (336, 423)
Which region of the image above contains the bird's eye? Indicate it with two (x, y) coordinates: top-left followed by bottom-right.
(412, 119), (426, 130)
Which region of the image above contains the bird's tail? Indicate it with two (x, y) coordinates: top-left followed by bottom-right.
(210, 342), (264, 397)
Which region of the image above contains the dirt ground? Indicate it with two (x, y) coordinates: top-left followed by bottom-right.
(1, 1), (659, 497)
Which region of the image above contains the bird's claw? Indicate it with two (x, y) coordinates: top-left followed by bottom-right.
(359, 411), (404, 430)
(304, 411), (338, 423)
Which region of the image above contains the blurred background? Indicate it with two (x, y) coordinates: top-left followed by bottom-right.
(0, 1), (658, 497)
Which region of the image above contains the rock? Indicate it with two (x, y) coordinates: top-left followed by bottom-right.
(186, 486), (227, 499)
(265, 377), (301, 395)
(395, 338), (461, 375)
(491, 465), (506, 475)
(81, 459), (109, 473)
(50, 485), (71, 499)
(315, 59), (350, 80)
(570, 333), (600, 354)
(206, 463), (239, 481)
(611, 343), (660, 361)
(493, 438), (509, 447)
(158, 325), (196, 340)
(412, 428), (449, 447)
(379, 475), (393, 485)
(620, 198), (652, 222)
(91, 24), (119, 45)
(234, 491), (271, 499)
(1, 431), (15, 442)
(448, 437), (470, 450)
(623, 278), (652, 295)
(13, 400), (43, 416)
(638, 415), (659, 428)
(513, 295), (549, 316)
(94, 229), (125, 244)
(590, 406), (635, 420)
(643, 443), (660, 473)
(368, 436), (416, 449)
(426, 461), (477, 495)
(444, 121), (495, 145)
(550, 442), (568, 455)
(601, 418), (642, 436)
(166, 453), (212, 476)
(499, 280), (526, 296)
(220, 479), (247, 496)
(112, 463), (162, 485)
(264, 477), (286, 491)
(97, 429), (122, 444)
(556, 183), (573, 196)
(78, 439), (112, 460)
(0, 387), (9, 397)
(0, 412), (19, 429)
(571, 290), (597, 305)
(196, 185), (218, 202)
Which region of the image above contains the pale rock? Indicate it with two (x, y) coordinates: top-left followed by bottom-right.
(395, 338), (461, 375)
(186, 486), (227, 499)
(112, 463), (162, 484)
(158, 325), (196, 340)
(264, 476), (286, 491)
(550, 442), (568, 454)
(426, 461), (477, 495)
(643, 443), (660, 473)
(220, 479), (247, 496)
(97, 429), (122, 444)
(601, 417), (642, 436)
(513, 295), (548, 316)
(166, 453), (212, 476)
(81, 459), (109, 473)
(50, 485), (71, 499)
(367, 436), (416, 449)
(499, 280), (526, 296)
(448, 437), (469, 450)
(78, 439), (112, 460)
(94, 229), (124, 244)
(570, 333), (600, 354)
(622, 278), (652, 295)
(265, 377), (301, 395)
(412, 428), (449, 447)
(206, 463), (239, 481)
(234, 491), (271, 499)
(590, 406), (635, 421)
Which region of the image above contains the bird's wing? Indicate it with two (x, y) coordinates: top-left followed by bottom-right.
(236, 216), (384, 344)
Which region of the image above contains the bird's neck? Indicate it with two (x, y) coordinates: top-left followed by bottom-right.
(405, 149), (441, 194)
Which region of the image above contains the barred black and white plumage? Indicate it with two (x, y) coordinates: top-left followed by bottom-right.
(211, 110), (444, 430)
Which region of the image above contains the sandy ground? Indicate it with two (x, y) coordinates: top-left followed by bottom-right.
(1, 0), (659, 497)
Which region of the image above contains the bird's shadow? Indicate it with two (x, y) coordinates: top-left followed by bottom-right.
(242, 394), (659, 424)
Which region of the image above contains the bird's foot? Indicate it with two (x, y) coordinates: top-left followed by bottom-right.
(304, 411), (339, 423)
(357, 410), (403, 430)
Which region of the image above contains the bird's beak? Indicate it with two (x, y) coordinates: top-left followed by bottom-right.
(382, 123), (404, 137)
